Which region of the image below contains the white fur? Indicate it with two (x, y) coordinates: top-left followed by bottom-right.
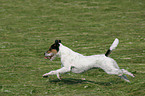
(110, 38), (119, 50)
(43, 39), (134, 82)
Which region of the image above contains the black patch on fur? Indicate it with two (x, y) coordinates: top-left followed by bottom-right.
(49, 40), (61, 52)
(105, 49), (111, 57)
(55, 40), (61, 44)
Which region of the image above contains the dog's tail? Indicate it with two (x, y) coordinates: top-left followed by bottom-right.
(105, 38), (119, 57)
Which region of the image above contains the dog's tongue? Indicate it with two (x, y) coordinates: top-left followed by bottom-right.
(44, 57), (48, 59)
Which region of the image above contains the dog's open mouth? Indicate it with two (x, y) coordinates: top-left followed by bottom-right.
(44, 53), (54, 60)
(44, 56), (53, 60)
(44, 52), (55, 60)
(44, 56), (50, 59)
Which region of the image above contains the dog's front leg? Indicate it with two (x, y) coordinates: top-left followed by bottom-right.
(43, 67), (70, 80)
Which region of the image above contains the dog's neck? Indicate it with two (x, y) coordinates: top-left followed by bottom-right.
(57, 43), (83, 58)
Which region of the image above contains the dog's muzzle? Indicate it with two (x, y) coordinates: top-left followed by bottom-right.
(44, 52), (54, 60)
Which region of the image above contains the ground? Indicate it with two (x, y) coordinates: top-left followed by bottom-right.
(0, 0), (145, 96)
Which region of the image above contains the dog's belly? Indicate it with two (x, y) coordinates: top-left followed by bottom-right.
(71, 66), (89, 73)
(71, 68), (84, 73)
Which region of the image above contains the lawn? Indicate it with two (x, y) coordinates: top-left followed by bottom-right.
(0, 0), (145, 96)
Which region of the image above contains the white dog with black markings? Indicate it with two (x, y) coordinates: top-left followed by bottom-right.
(43, 39), (134, 82)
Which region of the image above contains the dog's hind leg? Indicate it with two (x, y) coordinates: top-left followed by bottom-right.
(118, 69), (135, 82)
(121, 69), (135, 77)
(104, 68), (122, 75)
(105, 69), (131, 82)
(118, 75), (130, 82)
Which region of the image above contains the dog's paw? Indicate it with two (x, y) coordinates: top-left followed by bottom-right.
(57, 73), (62, 80)
(43, 75), (49, 78)
(43, 73), (49, 77)
(48, 71), (57, 75)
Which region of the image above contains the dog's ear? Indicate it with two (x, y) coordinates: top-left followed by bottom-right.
(58, 40), (61, 43)
(55, 40), (61, 45)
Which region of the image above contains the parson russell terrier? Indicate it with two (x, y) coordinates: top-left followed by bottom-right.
(43, 39), (134, 82)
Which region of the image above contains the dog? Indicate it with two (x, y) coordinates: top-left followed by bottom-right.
(43, 39), (134, 82)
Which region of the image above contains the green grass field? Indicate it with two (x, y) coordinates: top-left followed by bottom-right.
(0, 0), (145, 96)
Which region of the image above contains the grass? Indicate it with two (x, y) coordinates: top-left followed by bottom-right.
(0, 0), (145, 96)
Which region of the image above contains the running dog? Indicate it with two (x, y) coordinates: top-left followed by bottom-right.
(43, 39), (134, 82)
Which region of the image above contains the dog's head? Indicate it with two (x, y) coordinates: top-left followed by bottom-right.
(44, 40), (61, 61)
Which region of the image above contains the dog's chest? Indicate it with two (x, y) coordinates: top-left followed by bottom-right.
(60, 54), (80, 67)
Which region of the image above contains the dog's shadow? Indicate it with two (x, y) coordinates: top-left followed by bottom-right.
(49, 78), (123, 86)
